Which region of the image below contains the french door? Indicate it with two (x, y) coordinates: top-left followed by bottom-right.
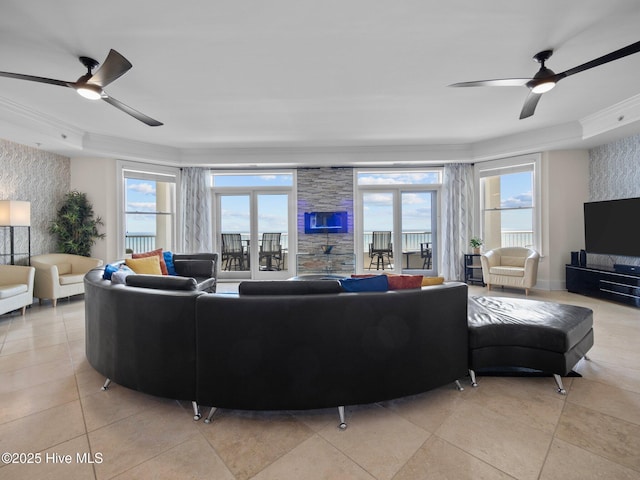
(358, 189), (437, 274)
(216, 191), (293, 280)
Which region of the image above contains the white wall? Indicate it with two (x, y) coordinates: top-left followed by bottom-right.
(540, 150), (590, 290)
(70, 157), (119, 263)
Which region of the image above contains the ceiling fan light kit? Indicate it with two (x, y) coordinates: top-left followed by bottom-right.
(450, 40), (640, 119)
(0, 49), (163, 126)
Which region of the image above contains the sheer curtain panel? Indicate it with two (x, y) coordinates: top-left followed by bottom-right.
(181, 168), (212, 253)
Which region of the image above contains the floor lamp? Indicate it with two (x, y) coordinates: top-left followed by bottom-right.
(0, 200), (31, 265)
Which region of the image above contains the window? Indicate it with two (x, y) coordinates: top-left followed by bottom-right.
(120, 165), (178, 255)
(477, 155), (539, 251)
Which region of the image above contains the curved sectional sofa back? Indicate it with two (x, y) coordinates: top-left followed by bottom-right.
(84, 267), (469, 411)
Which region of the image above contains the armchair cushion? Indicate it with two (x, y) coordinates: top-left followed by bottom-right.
(0, 284), (28, 298)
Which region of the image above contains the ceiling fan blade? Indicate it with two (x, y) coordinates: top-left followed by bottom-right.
(557, 40), (640, 80)
(88, 49), (132, 88)
(102, 94), (163, 126)
(0, 71), (71, 88)
(449, 78), (530, 88)
(519, 91), (542, 119)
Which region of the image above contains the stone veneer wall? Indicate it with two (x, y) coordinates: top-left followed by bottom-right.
(0, 139), (70, 265)
(588, 133), (640, 267)
(297, 167), (354, 255)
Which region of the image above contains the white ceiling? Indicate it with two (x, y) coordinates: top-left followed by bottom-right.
(1, 0), (640, 166)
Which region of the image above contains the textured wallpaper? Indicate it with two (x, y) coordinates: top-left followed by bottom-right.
(0, 139), (70, 265)
(588, 133), (640, 266)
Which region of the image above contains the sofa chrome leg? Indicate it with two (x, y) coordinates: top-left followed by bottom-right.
(101, 378), (112, 391)
(455, 380), (464, 391)
(192, 401), (201, 421)
(584, 355), (591, 361)
(204, 407), (217, 424)
(337, 406), (347, 430)
(553, 374), (567, 395)
(469, 369), (478, 387)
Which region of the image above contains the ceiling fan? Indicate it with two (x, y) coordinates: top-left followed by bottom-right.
(450, 40), (640, 120)
(0, 49), (163, 126)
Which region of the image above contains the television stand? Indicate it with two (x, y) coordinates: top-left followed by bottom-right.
(566, 264), (640, 308)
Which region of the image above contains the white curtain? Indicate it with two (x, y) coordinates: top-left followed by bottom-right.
(181, 167), (212, 253)
(441, 163), (474, 281)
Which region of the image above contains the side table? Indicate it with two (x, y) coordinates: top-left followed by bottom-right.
(464, 253), (485, 286)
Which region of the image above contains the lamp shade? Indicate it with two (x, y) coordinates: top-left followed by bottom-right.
(0, 200), (31, 226)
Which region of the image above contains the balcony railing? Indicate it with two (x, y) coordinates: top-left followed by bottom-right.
(125, 234), (156, 253)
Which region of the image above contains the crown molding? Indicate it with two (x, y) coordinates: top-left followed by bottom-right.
(580, 93), (640, 140)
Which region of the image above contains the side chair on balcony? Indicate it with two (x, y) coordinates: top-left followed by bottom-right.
(221, 233), (245, 271)
(259, 232), (282, 271)
(420, 242), (432, 269)
(368, 231), (393, 270)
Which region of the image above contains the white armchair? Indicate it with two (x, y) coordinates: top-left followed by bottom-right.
(32, 253), (103, 307)
(480, 247), (540, 296)
(0, 264), (35, 316)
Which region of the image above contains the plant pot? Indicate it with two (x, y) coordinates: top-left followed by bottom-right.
(472, 247), (480, 254)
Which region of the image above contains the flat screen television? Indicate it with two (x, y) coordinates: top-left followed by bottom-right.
(584, 197), (640, 257)
(304, 211), (348, 234)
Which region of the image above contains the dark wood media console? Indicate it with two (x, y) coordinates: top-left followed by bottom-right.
(566, 264), (640, 308)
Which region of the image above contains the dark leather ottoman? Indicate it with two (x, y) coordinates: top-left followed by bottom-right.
(467, 296), (594, 394)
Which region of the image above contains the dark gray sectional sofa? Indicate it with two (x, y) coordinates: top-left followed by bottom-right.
(84, 269), (469, 428)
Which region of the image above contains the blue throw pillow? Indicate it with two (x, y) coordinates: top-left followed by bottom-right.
(163, 251), (178, 275)
(103, 263), (119, 280)
(340, 275), (389, 292)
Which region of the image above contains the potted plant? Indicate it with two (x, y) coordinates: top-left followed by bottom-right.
(470, 237), (483, 254)
(49, 191), (105, 256)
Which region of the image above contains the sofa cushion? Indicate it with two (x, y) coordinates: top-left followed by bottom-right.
(132, 248), (169, 275)
(59, 273), (85, 285)
(340, 275), (388, 292)
(57, 263), (72, 275)
(385, 274), (424, 290)
(126, 256), (163, 275)
(490, 266), (525, 277)
(111, 268), (134, 284)
(239, 280), (343, 296)
(500, 256), (526, 267)
(0, 284), (28, 298)
(163, 251), (178, 275)
(126, 274), (198, 291)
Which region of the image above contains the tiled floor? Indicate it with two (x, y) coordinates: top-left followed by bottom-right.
(1, 285), (639, 479)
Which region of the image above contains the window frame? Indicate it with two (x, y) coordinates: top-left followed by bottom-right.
(474, 153), (542, 254)
(117, 161), (180, 257)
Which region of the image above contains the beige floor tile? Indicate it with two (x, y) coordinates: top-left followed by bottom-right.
(110, 435), (234, 480)
(574, 357), (640, 395)
(0, 400), (85, 455)
(89, 401), (201, 479)
(463, 375), (566, 433)
(556, 402), (640, 472)
(435, 401), (552, 480)
(0, 331), (69, 356)
(252, 434), (375, 480)
(394, 435), (514, 480)
(540, 438), (640, 480)
(567, 377), (640, 425)
(200, 409), (314, 480)
(0, 342), (70, 373)
(0, 375), (79, 425)
(381, 384), (467, 433)
(80, 385), (156, 432)
(5, 321), (67, 342)
(0, 434), (95, 480)
(0, 357), (74, 394)
(319, 403), (430, 480)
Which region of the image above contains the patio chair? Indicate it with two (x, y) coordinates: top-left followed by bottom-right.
(368, 231), (393, 270)
(259, 233), (282, 271)
(421, 242), (432, 269)
(221, 233), (245, 270)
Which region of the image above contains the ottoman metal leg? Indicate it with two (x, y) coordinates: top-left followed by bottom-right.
(192, 401), (201, 421)
(337, 406), (347, 430)
(101, 378), (112, 391)
(204, 407), (218, 424)
(469, 369), (478, 387)
(553, 374), (567, 395)
(455, 380), (464, 391)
